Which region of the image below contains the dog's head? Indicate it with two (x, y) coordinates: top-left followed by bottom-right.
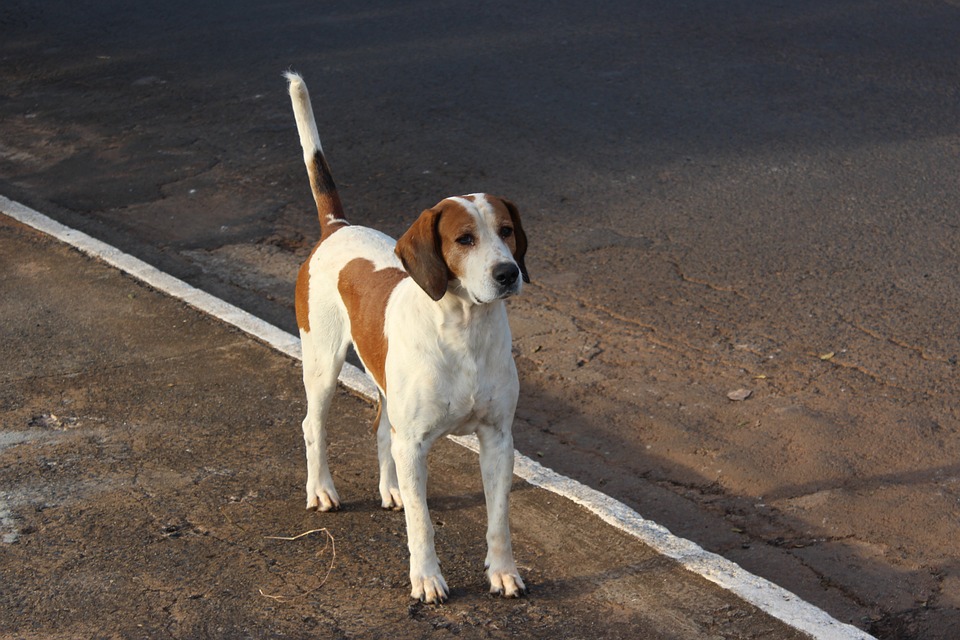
(395, 194), (529, 304)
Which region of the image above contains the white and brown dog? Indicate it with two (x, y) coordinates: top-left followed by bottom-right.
(285, 72), (529, 603)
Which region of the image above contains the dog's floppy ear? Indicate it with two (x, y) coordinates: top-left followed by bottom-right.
(395, 207), (448, 301)
(500, 198), (530, 283)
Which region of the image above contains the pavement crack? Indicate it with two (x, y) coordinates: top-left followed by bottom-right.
(668, 260), (750, 300)
(530, 281), (709, 357)
(153, 154), (222, 194)
(0, 341), (249, 386)
(841, 314), (953, 364)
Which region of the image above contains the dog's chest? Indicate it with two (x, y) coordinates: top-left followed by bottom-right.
(386, 301), (516, 433)
(441, 313), (517, 424)
(437, 328), (507, 428)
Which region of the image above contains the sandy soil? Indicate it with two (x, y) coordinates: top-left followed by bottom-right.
(0, 217), (808, 639)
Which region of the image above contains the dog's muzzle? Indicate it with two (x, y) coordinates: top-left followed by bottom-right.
(492, 262), (521, 297)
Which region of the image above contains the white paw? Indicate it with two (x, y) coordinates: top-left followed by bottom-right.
(380, 486), (403, 511)
(306, 483), (341, 512)
(411, 572), (449, 604)
(488, 568), (526, 598)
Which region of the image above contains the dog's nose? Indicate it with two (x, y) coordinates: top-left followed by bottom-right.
(493, 262), (520, 287)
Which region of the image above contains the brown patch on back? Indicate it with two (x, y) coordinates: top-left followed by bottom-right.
(295, 242), (322, 333)
(337, 258), (407, 390)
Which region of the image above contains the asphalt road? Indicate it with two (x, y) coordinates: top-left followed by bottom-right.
(3, 1), (960, 638)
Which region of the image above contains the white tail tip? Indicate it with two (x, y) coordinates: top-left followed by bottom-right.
(284, 70), (322, 157)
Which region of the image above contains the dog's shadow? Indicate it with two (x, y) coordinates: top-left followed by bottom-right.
(338, 483), (534, 515)
(338, 491), (486, 515)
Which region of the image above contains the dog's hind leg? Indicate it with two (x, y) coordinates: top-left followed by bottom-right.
(375, 395), (403, 510)
(300, 322), (349, 512)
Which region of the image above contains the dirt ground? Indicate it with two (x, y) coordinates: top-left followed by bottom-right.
(2, 1), (960, 638)
(0, 216), (812, 639)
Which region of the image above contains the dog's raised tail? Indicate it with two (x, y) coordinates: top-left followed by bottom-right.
(285, 71), (347, 238)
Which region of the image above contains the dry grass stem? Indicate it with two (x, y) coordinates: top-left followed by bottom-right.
(258, 528), (337, 602)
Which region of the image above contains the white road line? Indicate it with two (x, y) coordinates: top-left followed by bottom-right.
(1, 195), (874, 640)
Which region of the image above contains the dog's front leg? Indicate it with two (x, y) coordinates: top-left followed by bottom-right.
(477, 424), (526, 597)
(392, 432), (448, 603)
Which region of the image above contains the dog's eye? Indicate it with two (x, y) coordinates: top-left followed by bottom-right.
(499, 226), (514, 239)
(456, 234), (475, 246)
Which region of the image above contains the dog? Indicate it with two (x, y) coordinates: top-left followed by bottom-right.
(284, 72), (529, 603)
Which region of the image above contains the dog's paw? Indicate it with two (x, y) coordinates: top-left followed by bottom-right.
(305, 485), (341, 512)
(488, 568), (526, 598)
(380, 486), (403, 511)
(411, 572), (449, 604)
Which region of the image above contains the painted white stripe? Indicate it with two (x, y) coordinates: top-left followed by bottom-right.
(1, 194), (874, 640)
